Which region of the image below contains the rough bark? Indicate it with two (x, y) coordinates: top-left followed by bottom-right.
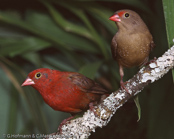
(46, 46), (174, 139)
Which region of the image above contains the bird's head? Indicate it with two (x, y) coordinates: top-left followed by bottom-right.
(21, 68), (54, 91)
(109, 9), (146, 31)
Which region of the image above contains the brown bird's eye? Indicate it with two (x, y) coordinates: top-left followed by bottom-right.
(35, 72), (42, 79)
(124, 13), (130, 18)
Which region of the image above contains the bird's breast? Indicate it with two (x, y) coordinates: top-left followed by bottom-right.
(40, 83), (101, 113)
(115, 32), (151, 67)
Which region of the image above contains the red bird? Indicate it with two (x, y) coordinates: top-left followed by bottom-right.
(22, 68), (109, 131)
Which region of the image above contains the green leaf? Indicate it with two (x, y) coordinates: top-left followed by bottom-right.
(75, 0), (150, 11)
(0, 27), (27, 38)
(7, 87), (19, 134)
(58, 2), (110, 58)
(79, 61), (103, 79)
(162, 0), (174, 82)
(134, 96), (141, 122)
(0, 61), (48, 134)
(0, 37), (51, 57)
(21, 52), (42, 66)
(0, 68), (11, 136)
(0, 11), (98, 53)
(0, 11), (47, 39)
(88, 7), (116, 35)
(162, 0), (174, 47)
(43, 55), (77, 71)
(25, 11), (98, 53)
(40, 0), (93, 39)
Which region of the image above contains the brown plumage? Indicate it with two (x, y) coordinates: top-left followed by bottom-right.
(109, 9), (155, 91)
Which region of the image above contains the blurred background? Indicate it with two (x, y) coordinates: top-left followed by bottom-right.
(0, 0), (174, 139)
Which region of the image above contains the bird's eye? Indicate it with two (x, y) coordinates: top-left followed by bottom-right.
(35, 72), (42, 79)
(124, 13), (130, 18)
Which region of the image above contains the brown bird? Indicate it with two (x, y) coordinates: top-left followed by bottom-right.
(109, 9), (155, 92)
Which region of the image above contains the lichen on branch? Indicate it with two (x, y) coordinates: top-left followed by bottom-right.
(46, 45), (174, 139)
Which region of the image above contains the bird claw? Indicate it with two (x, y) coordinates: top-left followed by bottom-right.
(120, 81), (130, 94)
(89, 102), (99, 117)
(145, 57), (157, 65)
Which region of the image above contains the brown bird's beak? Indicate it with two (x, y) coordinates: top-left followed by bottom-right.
(21, 77), (35, 86)
(109, 14), (121, 22)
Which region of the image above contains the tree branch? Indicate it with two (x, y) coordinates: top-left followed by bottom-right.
(46, 45), (174, 139)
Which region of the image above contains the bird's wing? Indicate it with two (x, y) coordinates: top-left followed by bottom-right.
(69, 73), (109, 95)
(111, 36), (117, 59)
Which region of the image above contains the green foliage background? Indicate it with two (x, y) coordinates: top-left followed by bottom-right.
(0, 0), (174, 139)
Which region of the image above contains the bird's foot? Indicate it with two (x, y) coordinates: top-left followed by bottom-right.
(120, 81), (129, 93)
(145, 57), (157, 65)
(58, 116), (74, 134)
(89, 102), (99, 117)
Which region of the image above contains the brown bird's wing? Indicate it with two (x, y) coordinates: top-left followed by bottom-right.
(69, 73), (109, 95)
(111, 36), (117, 59)
(139, 40), (155, 67)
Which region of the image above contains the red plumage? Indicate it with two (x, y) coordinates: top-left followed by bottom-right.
(22, 68), (109, 114)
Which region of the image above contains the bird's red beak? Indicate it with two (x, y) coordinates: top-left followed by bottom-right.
(21, 77), (35, 86)
(109, 14), (121, 22)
